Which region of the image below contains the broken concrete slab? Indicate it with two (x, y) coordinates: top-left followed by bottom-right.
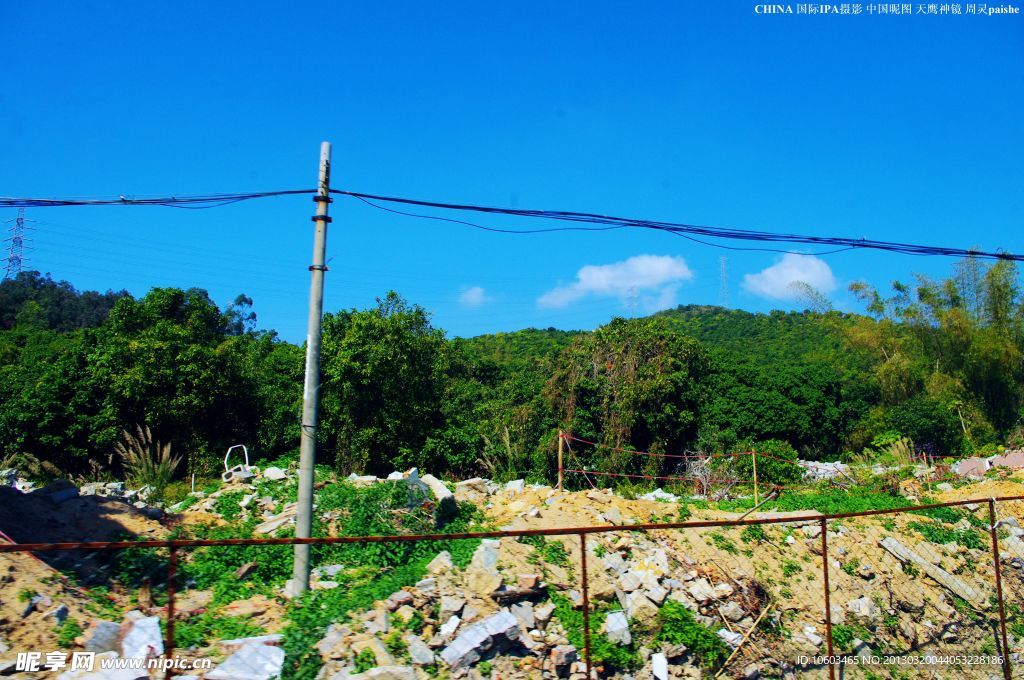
(427, 550), (454, 575)
(719, 600), (745, 622)
(799, 461), (851, 481)
(316, 623), (352, 659)
(953, 457), (990, 479)
(550, 644), (578, 669)
(439, 611), (520, 669)
(510, 601), (535, 629)
(652, 652), (669, 680)
(846, 596), (880, 622)
(405, 635), (435, 665)
(420, 473), (457, 520)
(219, 634), (284, 653)
(82, 620), (121, 653)
(254, 512), (295, 535)
(718, 629), (744, 647)
(504, 479), (525, 496)
(262, 467), (288, 481)
(440, 615), (460, 638)
(349, 668), (417, 680)
(605, 610), (631, 645)
(640, 488), (679, 503)
(991, 451), (1024, 470)
(687, 578), (717, 602)
(120, 615), (164, 660)
(206, 641), (286, 680)
(626, 591), (660, 625)
(535, 601), (556, 628)
(879, 537), (987, 607)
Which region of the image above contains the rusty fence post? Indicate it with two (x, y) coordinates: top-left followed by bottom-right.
(579, 532), (592, 679)
(819, 516), (836, 680)
(165, 544), (178, 679)
(989, 500), (1013, 680)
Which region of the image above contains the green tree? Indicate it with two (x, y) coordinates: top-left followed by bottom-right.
(547, 317), (709, 479)
(319, 292), (449, 474)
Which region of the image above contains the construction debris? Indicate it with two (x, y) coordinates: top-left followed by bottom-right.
(878, 537), (988, 607)
(439, 611), (521, 669)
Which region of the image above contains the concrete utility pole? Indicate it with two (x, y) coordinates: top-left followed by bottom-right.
(292, 141), (332, 595)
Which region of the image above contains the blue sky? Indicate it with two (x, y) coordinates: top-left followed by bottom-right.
(1, 1), (1021, 341)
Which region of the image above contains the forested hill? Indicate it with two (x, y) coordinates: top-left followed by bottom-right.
(654, 305), (853, 364)
(0, 271), (129, 331)
(2, 256), (1022, 486)
(459, 306), (856, 370)
(458, 328), (578, 367)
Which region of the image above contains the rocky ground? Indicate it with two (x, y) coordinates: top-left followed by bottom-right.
(2, 465), (1024, 679)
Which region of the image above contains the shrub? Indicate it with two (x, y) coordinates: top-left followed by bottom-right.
(656, 600), (728, 668)
(907, 521), (984, 550)
(740, 525), (767, 543)
(55, 618), (83, 649)
(550, 593), (639, 670)
(522, 535), (570, 568)
(733, 440), (802, 485)
(174, 612), (263, 648)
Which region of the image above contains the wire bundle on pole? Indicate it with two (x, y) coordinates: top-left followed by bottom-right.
(0, 190), (313, 210)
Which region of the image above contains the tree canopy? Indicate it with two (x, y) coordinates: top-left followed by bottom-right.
(2, 256), (1022, 483)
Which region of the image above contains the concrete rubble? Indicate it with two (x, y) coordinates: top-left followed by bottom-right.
(953, 449), (1024, 478)
(879, 536), (988, 607)
(7, 458), (1022, 680)
(439, 611), (521, 669)
(798, 460), (851, 481)
(206, 639), (285, 680)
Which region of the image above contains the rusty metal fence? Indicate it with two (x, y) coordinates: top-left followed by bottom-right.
(3, 495), (1023, 679)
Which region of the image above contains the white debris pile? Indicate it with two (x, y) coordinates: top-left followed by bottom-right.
(798, 460), (851, 481)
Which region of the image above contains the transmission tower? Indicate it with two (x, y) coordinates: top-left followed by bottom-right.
(626, 286), (638, 317)
(3, 209), (32, 279)
(718, 256), (729, 308)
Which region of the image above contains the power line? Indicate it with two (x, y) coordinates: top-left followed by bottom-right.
(3, 186), (1020, 262)
(335, 190), (1023, 262)
(0, 189), (311, 209)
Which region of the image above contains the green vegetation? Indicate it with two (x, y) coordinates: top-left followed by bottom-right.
(522, 535), (570, 568)
(2, 256), (1023, 674)
(733, 439), (802, 485)
(174, 611), (263, 649)
(781, 559), (802, 577)
(708, 531), (738, 554)
(831, 623), (871, 651)
(55, 618), (84, 649)
(550, 593), (639, 671)
(656, 600), (729, 668)
(4, 255), (1023, 484)
(907, 521), (984, 550)
(740, 524), (768, 543)
(353, 649), (376, 673)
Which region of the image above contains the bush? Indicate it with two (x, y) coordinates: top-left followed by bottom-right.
(733, 440), (802, 485)
(550, 593), (639, 671)
(656, 600), (728, 668)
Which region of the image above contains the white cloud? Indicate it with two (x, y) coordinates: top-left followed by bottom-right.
(742, 253), (837, 301)
(537, 255), (694, 311)
(458, 286), (492, 309)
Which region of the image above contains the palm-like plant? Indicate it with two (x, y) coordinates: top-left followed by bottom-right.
(115, 425), (181, 494)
